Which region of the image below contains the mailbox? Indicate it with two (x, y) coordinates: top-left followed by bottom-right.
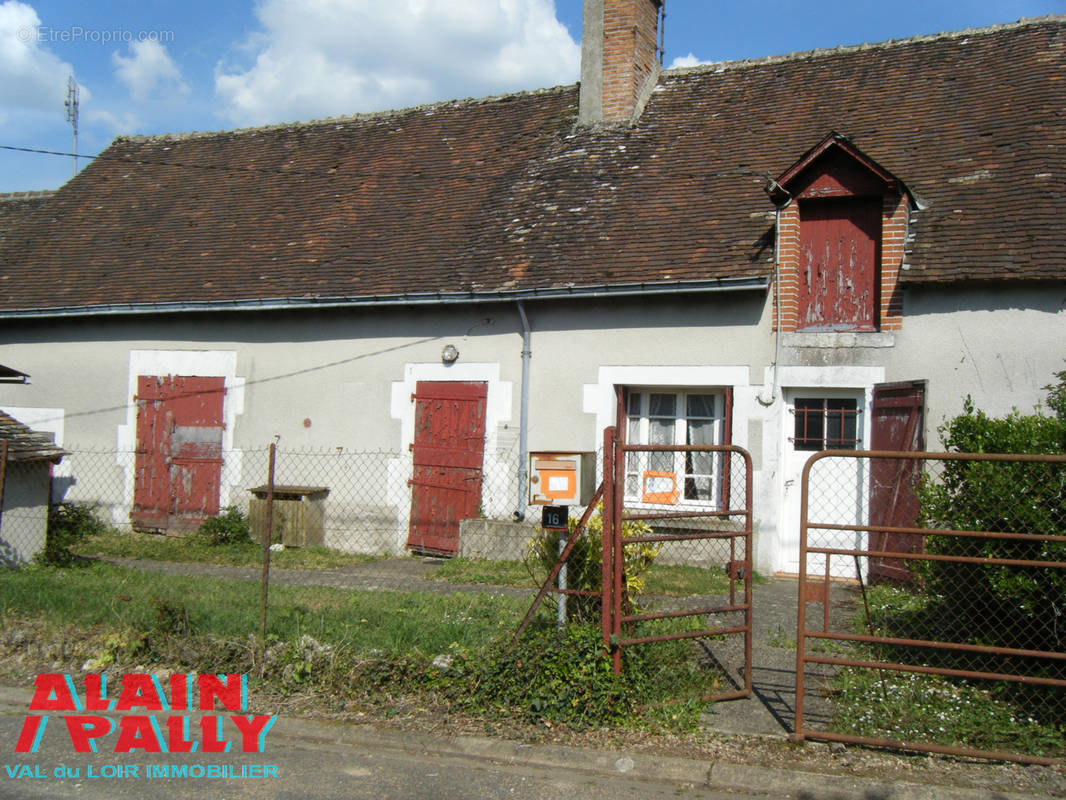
(528, 451), (595, 506)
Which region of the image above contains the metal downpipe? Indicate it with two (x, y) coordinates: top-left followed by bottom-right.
(514, 301), (532, 521)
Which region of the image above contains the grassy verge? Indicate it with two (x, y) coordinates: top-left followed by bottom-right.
(73, 529), (382, 570)
(0, 562), (523, 657)
(0, 561), (716, 733)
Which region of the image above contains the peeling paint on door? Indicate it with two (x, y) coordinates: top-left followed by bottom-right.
(131, 375), (225, 533)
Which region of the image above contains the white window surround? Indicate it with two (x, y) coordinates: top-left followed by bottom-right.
(117, 350), (246, 525)
(583, 366), (751, 447)
(387, 362), (513, 553)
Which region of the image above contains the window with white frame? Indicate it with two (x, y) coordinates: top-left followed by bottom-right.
(624, 389), (727, 506)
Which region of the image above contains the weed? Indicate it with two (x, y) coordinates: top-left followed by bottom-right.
(39, 502), (108, 567)
(196, 507), (252, 546)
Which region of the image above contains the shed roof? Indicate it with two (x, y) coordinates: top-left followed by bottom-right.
(0, 17), (1062, 317)
(0, 410), (67, 463)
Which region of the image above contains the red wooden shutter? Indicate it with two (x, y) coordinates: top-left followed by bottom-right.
(868, 380), (926, 584)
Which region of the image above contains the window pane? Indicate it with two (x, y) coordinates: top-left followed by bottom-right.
(794, 399), (824, 451)
(826, 399), (859, 449)
(649, 416), (674, 446)
(684, 476), (713, 501)
(649, 393), (676, 418)
(628, 392), (642, 416)
(686, 394), (716, 419)
(686, 450), (713, 477)
(686, 418), (716, 447)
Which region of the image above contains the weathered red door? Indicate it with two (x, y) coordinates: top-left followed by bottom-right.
(799, 199), (881, 331)
(868, 380), (926, 583)
(132, 375), (225, 533)
(406, 381), (487, 555)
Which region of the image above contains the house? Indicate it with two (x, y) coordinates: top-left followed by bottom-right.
(0, 409), (68, 565)
(0, 2), (1062, 573)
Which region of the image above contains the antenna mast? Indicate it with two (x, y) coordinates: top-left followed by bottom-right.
(64, 76), (79, 177)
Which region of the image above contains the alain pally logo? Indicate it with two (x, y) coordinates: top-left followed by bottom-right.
(5, 673), (279, 781)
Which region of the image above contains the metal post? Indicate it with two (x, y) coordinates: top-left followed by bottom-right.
(601, 427), (615, 655)
(611, 429), (625, 676)
(557, 533), (567, 627)
(259, 442), (277, 642)
(0, 439), (8, 527)
(793, 453), (811, 740)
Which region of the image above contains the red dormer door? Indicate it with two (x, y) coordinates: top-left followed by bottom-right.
(798, 198), (881, 331)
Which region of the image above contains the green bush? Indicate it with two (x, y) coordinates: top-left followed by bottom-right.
(525, 505), (658, 623)
(39, 502), (108, 567)
(918, 395), (1066, 651)
(441, 622), (706, 731)
(196, 507), (252, 546)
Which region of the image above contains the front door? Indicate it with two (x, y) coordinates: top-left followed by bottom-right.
(781, 389), (865, 577)
(131, 375), (225, 533)
(406, 381), (487, 555)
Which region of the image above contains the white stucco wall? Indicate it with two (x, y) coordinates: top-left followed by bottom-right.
(0, 460), (51, 565)
(0, 282), (1061, 570)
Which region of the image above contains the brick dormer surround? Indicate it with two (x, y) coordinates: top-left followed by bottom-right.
(579, 0), (663, 124)
(769, 134), (910, 334)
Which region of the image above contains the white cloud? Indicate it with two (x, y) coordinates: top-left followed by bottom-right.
(113, 39), (189, 103)
(84, 107), (142, 134)
(670, 52), (713, 69)
(0, 1), (76, 111)
(215, 0), (580, 126)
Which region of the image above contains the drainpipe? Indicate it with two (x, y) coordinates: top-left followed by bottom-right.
(514, 301), (532, 521)
(758, 191), (792, 407)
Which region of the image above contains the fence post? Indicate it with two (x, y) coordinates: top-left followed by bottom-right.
(0, 439), (7, 529)
(611, 426), (625, 676)
(259, 442), (277, 642)
(601, 427), (615, 657)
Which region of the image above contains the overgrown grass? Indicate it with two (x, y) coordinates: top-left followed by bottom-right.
(831, 583), (1066, 757)
(432, 556), (758, 598)
(0, 561), (715, 733)
(73, 530), (382, 570)
(430, 557), (535, 587)
(833, 668), (1065, 757)
(0, 562), (523, 657)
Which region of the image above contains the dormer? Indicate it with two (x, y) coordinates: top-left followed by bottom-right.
(767, 133), (913, 335)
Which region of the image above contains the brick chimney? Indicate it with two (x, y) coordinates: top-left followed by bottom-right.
(579, 0), (663, 125)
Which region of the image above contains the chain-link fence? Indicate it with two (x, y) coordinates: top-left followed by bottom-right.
(797, 451), (1066, 765)
(52, 444), (545, 561)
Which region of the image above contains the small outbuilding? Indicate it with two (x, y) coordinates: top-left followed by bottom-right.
(0, 409), (68, 566)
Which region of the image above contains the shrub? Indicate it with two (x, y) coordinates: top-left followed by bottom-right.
(917, 395), (1066, 651)
(526, 505), (658, 623)
(39, 502), (108, 567)
(196, 507), (252, 546)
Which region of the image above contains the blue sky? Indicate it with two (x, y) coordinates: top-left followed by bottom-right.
(1, 0), (1062, 192)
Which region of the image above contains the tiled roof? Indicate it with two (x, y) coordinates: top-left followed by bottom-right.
(0, 410), (67, 463)
(0, 17), (1061, 314)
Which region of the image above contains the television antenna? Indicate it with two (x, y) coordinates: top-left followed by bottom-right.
(64, 76), (79, 177)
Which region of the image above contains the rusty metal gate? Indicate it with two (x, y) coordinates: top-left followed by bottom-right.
(601, 425), (753, 700)
(796, 450), (1066, 766)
